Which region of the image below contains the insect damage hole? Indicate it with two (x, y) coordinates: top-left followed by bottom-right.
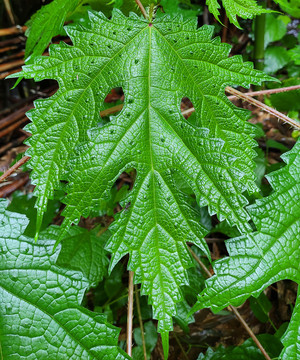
(181, 97), (195, 119)
(99, 87), (124, 121)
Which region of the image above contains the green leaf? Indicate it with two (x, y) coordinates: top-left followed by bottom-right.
(24, 0), (149, 62)
(264, 14), (288, 48)
(9, 10), (274, 352)
(158, 0), (202, 20)
(7, 191), (60, 238)
(133, 321), (158, 358)
(196, 140), (300, 360)
(274, 0), (300, 18)
(206, 0), (271, 29)
(264, 46), (291, 74)
(0, 199), (128, 360)
(40, 226), (109, 286)
(24, 0), (80, 62)
(289, 45), (300, 65)
(249, 291), (272, 323)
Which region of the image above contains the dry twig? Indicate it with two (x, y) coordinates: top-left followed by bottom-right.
(0, 156), (30, 183)
(135, 285), (147, 360)
(126, 271), (134, 357)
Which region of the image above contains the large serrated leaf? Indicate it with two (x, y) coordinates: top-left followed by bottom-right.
(0, 199), (128, 360)
(196, 140), (300, 360)
(8, 9), (274, 349)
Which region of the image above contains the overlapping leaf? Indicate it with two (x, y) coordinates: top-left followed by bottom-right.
(206, 0), (272, 28)
(196, 140), (300, 360)
(24, 0), (151, 62)
(41, 226), (109, 287)
(10, 10), (273, 350)
(0, 199), (128, 360)
(24, 0), (80, 62)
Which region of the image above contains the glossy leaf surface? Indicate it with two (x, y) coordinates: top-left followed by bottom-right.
(197, 140), (300, 360)
(206, 0), (271, 28)
(0, 199), (128, 360)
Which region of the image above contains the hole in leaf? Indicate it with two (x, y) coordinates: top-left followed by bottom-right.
(100, 87), (124, 122)
(181, 97), (194, 119)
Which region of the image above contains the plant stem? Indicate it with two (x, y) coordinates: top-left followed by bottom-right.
(135, 285), (147, 360)
(135, 0), (148, 19)
(253, 13), (266, 73)
(126, 271), (134, 357)
(189, 247), (272, 360)
(226, 86), (300, 129)
(0, 156), (30, 183)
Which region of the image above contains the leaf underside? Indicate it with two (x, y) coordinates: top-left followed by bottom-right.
(0, 199), (128, 360)
(197, 140), (300, 360)
(10, 10), (273, 339)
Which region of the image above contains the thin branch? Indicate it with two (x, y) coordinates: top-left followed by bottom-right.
(0, 25), (26, 36)
(135, 285), (147, 360)
(189, 247), (272, 360)
(3, 0), (15, 25)
(99, 104), (123, 118)
(135, 0), (148, 19)
(0, 156), (30, 183)
(226, 86), (300, 129)
(227, 84), (300, 100)
(126, 271), (134, 357)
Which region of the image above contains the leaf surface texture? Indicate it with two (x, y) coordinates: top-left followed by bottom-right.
(0, 199), (128, 360)
(206, 0), (272, 28)
(197, 140), (300, 360)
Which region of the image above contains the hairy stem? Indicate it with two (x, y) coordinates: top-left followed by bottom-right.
(135, 285), (147, 360)
(126, 271), (134, 356)
(189, 247), (272, 360)
(227, 85), (300, 100)
(226, 86), (300, 129)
